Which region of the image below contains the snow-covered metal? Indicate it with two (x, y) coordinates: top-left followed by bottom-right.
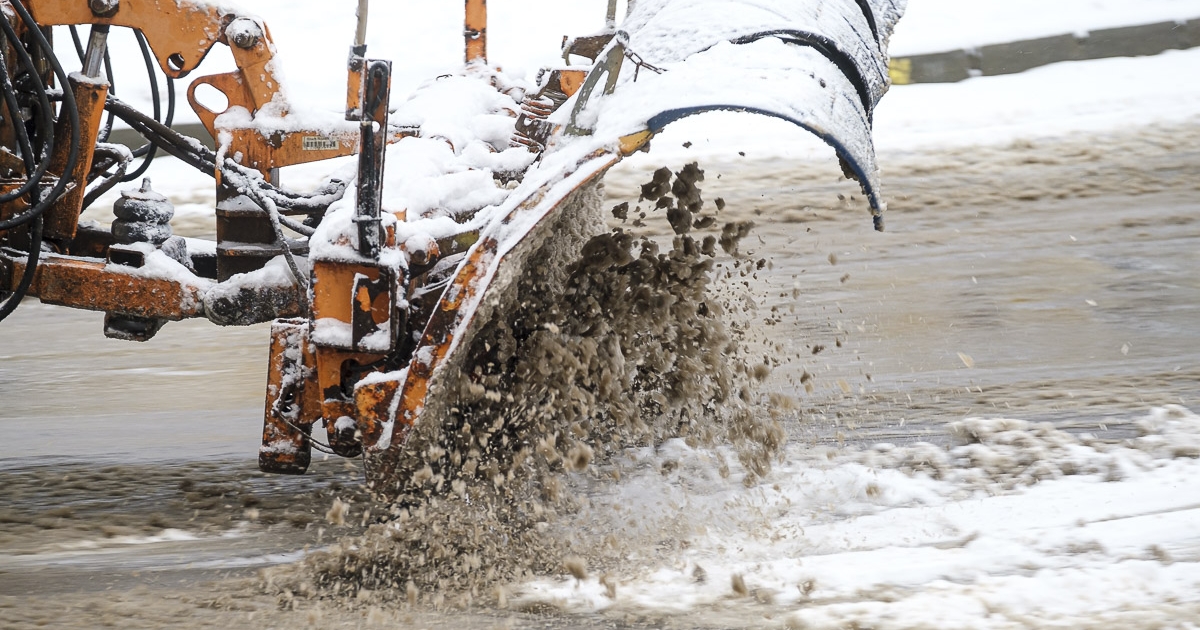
(360, 0), (906, 492)
(0, 0), (904, 491)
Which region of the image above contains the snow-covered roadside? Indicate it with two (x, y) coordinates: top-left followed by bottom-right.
(889, 0), (1200, 56)
(514, 406), (1200, 627)
(625, 46), (1200, 167)
(873, 48), (1200, 152)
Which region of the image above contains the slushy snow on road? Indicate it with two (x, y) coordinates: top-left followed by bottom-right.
(517, 406), (1200, 627)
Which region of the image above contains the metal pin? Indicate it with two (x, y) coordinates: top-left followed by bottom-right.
(355, 0), (369, 49)
(82, 25), (110, 79)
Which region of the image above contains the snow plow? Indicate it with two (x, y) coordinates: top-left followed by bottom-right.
(0, 0), (903, 495)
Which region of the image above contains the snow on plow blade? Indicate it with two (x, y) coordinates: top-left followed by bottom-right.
(357, 0), (904, 494)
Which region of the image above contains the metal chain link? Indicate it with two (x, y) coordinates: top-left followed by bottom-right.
(614, 30), (665, 82)
(625, 47), (665, 81)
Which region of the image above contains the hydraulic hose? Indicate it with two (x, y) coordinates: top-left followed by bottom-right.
(0, 0), (82, 322)
(0, 0), (81, 230)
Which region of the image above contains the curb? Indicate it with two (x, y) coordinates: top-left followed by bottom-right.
(889, 17), (1200, 84)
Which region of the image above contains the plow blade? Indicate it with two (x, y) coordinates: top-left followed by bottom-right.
(360, 151), (620, 494)
(356, 0), (902, 494)
(582, 0), (904, 229)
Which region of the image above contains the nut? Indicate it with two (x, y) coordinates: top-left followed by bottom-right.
(226, 17), (263, 50)
(88, 0), (119, 17)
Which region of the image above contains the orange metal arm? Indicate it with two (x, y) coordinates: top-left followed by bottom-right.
(27, 0), (227, 78)
(465, 0), (486, 63)
(28, 0), (358, 174)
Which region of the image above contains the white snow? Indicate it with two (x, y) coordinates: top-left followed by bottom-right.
(203, 255), (299, 295)
(106, 244), (212, 317)
(516, 407), (1200, 626)
(873, 48), (1200, 152)
(889, 0), (1200, 56)
(307, 69), (532, 272)
(617, 0), (893, 106)
(333, 416), (357, 432)
(59, 1), (623, 127)
(55, 528), (200, 552)
(310, 317), (353, 349)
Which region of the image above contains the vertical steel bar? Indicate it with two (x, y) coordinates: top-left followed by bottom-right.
(346, 0), (368, 121)
(354, 59), (391, 258)
(355, 0), (370, 48)
(82, 24), (110, 78)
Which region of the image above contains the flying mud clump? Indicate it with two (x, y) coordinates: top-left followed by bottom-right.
(263, 163), (784, 606)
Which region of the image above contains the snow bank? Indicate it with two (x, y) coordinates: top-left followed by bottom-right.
(873, 47), (1200, 152)
(516, 406), (1200, 626)
(889, 0), (1200, 56)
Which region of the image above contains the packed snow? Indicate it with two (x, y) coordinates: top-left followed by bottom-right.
(512, 407), (1200, 626)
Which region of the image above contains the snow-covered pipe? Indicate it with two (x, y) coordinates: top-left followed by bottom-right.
(355, 0), (369, 49)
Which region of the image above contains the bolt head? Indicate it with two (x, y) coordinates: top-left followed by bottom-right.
(227, 18), (263, 50)
(88, 0), (119, 17)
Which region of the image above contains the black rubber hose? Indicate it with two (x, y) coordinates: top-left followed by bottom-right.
(121, 73), (173, 182)
(2, 1), (95, 321)
(0, 15), (58, 209)
(105, 96), (212, 171)
(27, 8), (83, 198)
(68, 24), (85, 59)
(106, 95), (348, 210)
(0, 0), (81, 231)
(81, 144), (130, 209)
(0, 21), (45, 322)
(124, 30), (160, 162)
(0, 216), (43, 322)
(0, 49), (37, 174)
(98, 45), (115, 143)
(104, 96), (348, 220)
(0, 45), (39, 321)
